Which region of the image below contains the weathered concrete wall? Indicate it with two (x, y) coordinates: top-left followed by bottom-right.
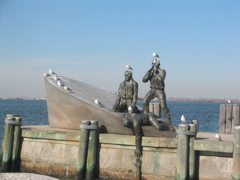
(99, 144), (177, 180)
(199, 155), (233, 180)
(20, 139), (78, 179)
(19, 125), (234, 180)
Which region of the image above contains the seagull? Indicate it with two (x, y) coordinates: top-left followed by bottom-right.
(228, 100), (231, 103)
(95, 99), (103, 107)
(49, 69), (56, 75)
(128, 106), (133, 114)
(43, 73), (50, 77)
(152, 52), (160, 58)
(126, 64), (133, 70)
(64, 85), (71, 91)
(57, 80), (64, 87)
(215, 133), (222, 141)
(53, 75), (59, 81)
(181, 115), (187, 123)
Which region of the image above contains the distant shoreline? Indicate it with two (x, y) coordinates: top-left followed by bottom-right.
(1, 97), (240, 103)
(139, 98), (240, 103)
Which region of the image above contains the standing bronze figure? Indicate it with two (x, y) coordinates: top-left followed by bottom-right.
(112, 70), (139, 113)
(142, 59), (171, 123)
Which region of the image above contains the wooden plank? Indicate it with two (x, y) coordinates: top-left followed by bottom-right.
(1, 116), (15, 172)
(149, 103), (154, 115)
(99, 134), (177, 148)
(194, 139), (233, 153)
(232, 105), (240, 132)
(189, 124), (197, 180)
(86, 121), (98, 180)
(176, 124), (189, 180)
(76, 120), (90, 180)
(226, 105), (233, 133)
(21, 128), (80, 142)
(22, 126), (177, 148)
(99, 134), (135, 145)
(11, 117), (22, 172)
(232, 126), (240, 179)
(219, 104), (226, 133)
(23, 138), (79, 145)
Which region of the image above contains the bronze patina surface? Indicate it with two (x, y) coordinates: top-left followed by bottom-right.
(45, 76), (176, 137)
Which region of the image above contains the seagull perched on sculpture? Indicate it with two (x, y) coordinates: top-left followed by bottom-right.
(53, 75), (59, 81)
(95, 99), (103, 107)
(126, 64), (133, 70)
(64, 85), (71, 91)
(43, 73), (50, 77)
(57, 80), (64, 87)
(181, 115), (187, 123)
(49, 69), (56, 75)
(152, 52), (160, 58)
(215, 133), (222, 141)
(128, 106), (133, 114)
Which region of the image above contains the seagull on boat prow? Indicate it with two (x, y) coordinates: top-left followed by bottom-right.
(152, 52), (160, 58)
(215, 133), (222, 141)
(43, 73), (50, 77)
(126, 64), (133, 70)
(95, 99), (103, 107)
(181, 115), (187, 123)
(49, 69), (56, 75)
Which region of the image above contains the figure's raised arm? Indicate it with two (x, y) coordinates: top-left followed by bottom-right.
(142, 67), (153, 82)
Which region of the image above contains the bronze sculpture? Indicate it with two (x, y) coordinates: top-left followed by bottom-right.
(142, 59), (171, 123)
(112, 70), (139, 113)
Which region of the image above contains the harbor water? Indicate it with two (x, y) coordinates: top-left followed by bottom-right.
(0, 99), (237, 149)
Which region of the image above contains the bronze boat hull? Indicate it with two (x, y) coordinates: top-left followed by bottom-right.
(45, 76), (176, 137)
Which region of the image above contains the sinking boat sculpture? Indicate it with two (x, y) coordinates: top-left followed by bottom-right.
(44, 72), (176, 138)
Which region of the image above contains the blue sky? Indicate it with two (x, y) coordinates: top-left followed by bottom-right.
(0, 0), (239, 99)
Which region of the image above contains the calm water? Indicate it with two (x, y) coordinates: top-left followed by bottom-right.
(0, 99), (236, 149)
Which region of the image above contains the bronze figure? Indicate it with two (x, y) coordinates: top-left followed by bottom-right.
(112, 70), (139, 113)
(142, 59), (171, 123)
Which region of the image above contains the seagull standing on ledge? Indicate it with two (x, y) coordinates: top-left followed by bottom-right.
(126, 64), (133, 70)
(95, 99), (103, 107)
(181, 115), (187, 123)
(215, 133), (222, 141)
(128, 106), (133, 114)
(152, 52), (160, 58)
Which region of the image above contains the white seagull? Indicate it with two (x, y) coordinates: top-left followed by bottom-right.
(126, 64), (133, 70)
(95, 99), (103, 107)
(128, 106), (133, 114)
(64, 85), (71, 91)
(43, 73), (50, 77)
(49, 69), (56, 75)
(57, 80), (64, 87)
(215, 133), (222, 141)
(181, 115), (187, 123)
(152, 52), (160, 58)
(53, 75), (59, 81)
